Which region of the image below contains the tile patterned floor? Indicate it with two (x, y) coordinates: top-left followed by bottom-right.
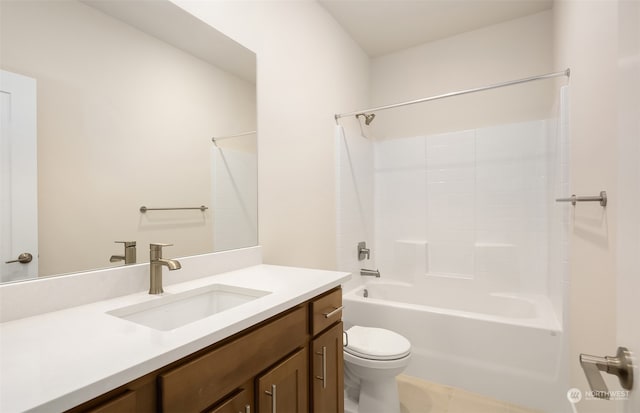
(398, 375), (543, 413)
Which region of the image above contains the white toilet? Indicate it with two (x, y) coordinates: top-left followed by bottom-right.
(343, 325), (411, 413)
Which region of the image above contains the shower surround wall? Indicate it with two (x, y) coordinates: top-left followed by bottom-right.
(375, 120), (553, 296)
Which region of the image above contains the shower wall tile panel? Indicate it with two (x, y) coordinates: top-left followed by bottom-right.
(374, 135), (427, 277)
(373, 120), (554, 294)
(425, 130), (475, 277)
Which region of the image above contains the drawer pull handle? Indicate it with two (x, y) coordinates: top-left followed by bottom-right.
(315, 346), (327, 389)
(241, 405), (250, 413)
(265, 384), (276, 413)
(323, 305), (343, 319)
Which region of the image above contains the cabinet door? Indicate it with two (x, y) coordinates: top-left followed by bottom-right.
(312, 322), (344, 413)
(257, 348), (308, 413)
(206, 385), (252, 413)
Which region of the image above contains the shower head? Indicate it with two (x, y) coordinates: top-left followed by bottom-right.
(356, 113), (376, 126)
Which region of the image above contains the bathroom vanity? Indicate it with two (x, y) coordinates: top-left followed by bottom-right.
(68, 287), (344, 413)
(0, 249), (349, 413)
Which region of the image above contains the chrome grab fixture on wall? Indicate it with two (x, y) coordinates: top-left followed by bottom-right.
(110, 241), (136, 265)
(139, 205), (208, 213)
(579, 346), (633, 399)
(4, 252), (33, 264)
(555, 190), (607, 207)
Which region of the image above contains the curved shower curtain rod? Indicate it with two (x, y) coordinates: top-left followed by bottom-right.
(334, 68), (570, 124)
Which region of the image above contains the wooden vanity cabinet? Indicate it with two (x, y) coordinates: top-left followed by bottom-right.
(67, 287), (344, 413)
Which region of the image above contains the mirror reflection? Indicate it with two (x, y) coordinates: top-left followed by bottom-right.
(0, 0), (257, 283)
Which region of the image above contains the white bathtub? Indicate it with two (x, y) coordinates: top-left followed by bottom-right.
(343, 280), (566, 412)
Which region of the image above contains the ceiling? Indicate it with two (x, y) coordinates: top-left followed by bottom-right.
(83, 0), (256, 83)
(318, 0), (554, 57)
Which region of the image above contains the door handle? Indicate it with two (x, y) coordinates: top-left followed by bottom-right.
(315, 346), (327, 389)
(5, 252), (33, 264)
(264, 384), (276, 413)
(579, 346), (634, 399)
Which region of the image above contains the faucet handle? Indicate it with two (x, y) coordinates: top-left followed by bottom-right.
(115, 241), (136, 247)
(357, 241), (370, 261)
(150, 243), (173, 249)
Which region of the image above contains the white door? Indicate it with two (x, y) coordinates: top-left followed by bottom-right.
(0, 70), (38, 282)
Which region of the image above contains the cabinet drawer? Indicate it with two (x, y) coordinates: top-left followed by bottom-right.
(310, 288), (342, 336)
(160, 306), (308, 413)
(85, 390), (136, 413)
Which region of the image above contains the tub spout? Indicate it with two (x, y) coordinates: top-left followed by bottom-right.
(360, 268), (380, 277)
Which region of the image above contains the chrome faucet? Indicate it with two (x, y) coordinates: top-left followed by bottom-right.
(149, 243), (181, 295)
(360, 268), (380, 277)
(110, 241), (137, 265)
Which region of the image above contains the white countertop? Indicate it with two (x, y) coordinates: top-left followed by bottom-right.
(0, 264), (350, 413)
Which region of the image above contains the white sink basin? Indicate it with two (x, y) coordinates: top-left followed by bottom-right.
(108, 284), (271, 331)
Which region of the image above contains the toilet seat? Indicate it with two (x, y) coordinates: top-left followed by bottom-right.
(344, 326), (411, 361)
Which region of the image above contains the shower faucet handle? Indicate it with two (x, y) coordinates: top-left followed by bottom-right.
(357, 241), (370, 261)
(579, 346), (633, 399)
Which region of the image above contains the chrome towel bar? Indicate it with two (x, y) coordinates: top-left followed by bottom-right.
(555, 191), (607, 207)
(139, 205), (208, 213)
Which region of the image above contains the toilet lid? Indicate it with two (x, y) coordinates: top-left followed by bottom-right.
(344, 326), (411, 361)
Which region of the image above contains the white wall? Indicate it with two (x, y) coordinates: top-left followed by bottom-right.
(173, 0), (370, 270)
(1, 0), (256, 276)
(370, 10), (555, 139)
(553, 1), (620, 412)
(617, 1), (640, 411)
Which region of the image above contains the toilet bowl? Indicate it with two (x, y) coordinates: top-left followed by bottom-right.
(343, 326), (411, 413)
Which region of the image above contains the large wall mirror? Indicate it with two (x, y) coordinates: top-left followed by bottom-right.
(0, 0), (257, 283)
